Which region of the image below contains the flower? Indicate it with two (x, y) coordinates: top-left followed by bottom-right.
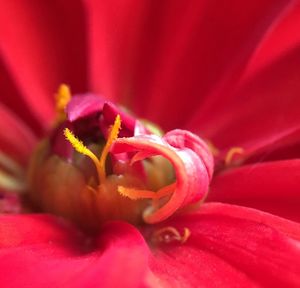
(1, 1), (300, 287)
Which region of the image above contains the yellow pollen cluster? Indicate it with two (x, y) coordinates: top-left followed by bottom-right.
(54, 84), (72, 123)
(55, 84), (71, 113)
(64, 114), (121, 184)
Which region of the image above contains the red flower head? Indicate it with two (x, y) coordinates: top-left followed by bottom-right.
(0, 1), (300, 287)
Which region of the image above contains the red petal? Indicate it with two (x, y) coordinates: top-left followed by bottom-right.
(0, 104), (36, 165)
(86, 0), (146, 102)
(0, 215), (148, 288)
(244, 127), (300, 163)
(244, 2), (300, 79)
(208, 160), (300, 222)
(226, 125), (300, 165)
(149, 243), (254, 287)
(0, 58), (43, 134)
(192, 45), (300, 158)
(0, 1), (87, 130)
(149, 203), (300, 287)
(87, 0), (291, 131)
(198, 203), (300, 241)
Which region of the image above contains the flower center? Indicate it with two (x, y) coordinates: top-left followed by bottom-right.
(27, 85), (213, 233)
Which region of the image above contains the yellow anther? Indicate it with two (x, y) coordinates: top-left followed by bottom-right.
(64, 128), (102, 181)
(181, 227), (191, 243)
(225, 147), (244, 165)
(55, 84), (71, 115)
(118, 182), (175, 201)
(152, 226), (191, 244)
(118, 187), (160, 200)
(99, 115), (121, 182)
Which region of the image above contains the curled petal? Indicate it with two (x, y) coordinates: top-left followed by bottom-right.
(111, 131), (213, 223)
(164, 129), (214, 180)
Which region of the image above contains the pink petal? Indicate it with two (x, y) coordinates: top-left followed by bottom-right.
(208, 160), (300, 222)
(0, 1), (87, 129)
(66, 94), (105, 122)
(112, 131), (212, 223)
(102, 102), (137, 137)
(87, 0), (291, 130)
(0, 215), (148, 288)
(149, 203), (300, 287)
(66, 95), (143, 138)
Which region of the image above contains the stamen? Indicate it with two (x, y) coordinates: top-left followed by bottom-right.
(63, 115), (121, 184)
(64, 128), (103, 181)
(151, 226), (191, 244)
(55, 84), (71, 114)
(118, 187), (162, 200)
(118, 182), (175, 201)
(225, 147), (244, 165)
(99, 115), (121, 182)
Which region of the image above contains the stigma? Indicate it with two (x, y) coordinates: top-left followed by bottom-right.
(27, 85), (214, 232)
